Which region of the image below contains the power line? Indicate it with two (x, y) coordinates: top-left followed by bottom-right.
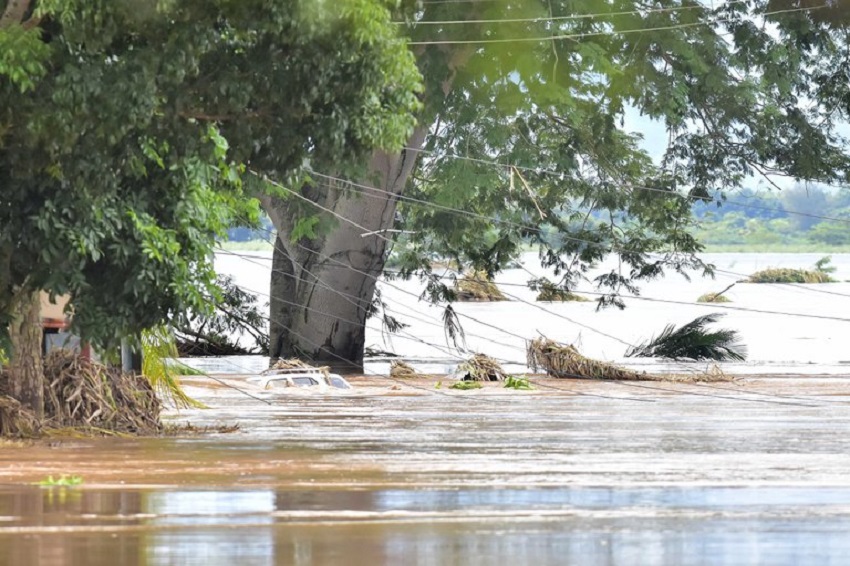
(389, 150), (850, 226)
(216, 241), (850, 407)
(406, 5), (824, 44)
(218, 249), (837, 407)
(397, 0), (748, 26)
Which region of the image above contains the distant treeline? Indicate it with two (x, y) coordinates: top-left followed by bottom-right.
(226, 186), (849, 252)
(691, 185), (850, 248)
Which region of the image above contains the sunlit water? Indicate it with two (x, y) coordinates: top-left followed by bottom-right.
(4, 253), (850, 565)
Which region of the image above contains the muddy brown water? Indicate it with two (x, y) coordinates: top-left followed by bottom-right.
(3, 375), (850, 565)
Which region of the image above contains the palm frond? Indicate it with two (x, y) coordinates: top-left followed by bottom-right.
(442, 305), (467, 351)
(625, 314), (747, 361)
(141, 327), (205, 409)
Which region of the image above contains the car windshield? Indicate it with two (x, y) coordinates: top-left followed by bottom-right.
(327, 377), (351, 389)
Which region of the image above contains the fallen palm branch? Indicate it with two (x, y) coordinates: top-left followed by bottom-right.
(528, 338), (647, 381)
(455, 270), (507, 302)
(456, 354), (508, 382)
(625, 314), (747, 361)
(527, 338), (732, 382)
(390, 359), (419, 379)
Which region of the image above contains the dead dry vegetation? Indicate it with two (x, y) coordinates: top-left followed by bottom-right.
(527, 338), (732, 383)
(0, 351), (162, 438)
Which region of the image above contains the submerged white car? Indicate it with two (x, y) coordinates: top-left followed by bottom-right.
(246, 367), (353, 392)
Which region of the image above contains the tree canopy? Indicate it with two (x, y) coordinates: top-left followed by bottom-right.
(256, 0), (850, 367)
(0, 0), (420, 349)
(392, 0), (850, 303)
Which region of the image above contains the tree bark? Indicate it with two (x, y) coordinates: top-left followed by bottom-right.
(8, 289), (44, 420)
(0, 0), (33, 29)
(262, 126), (428, 371)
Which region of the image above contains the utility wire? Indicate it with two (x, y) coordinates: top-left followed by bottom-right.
(406, 5), (824, 44)
(218, 250), (831, 407)
(217, 244), (840, 407)
(397, 0), (748, 25)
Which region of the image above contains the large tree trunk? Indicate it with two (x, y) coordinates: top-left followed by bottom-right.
(7, 289), (44, 420)
(261, 127), (428, 371)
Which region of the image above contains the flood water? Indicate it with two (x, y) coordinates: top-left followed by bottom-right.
(4, 252), (850, 564)
(3, 376), (850, 565)
(212, 251), (850, 375)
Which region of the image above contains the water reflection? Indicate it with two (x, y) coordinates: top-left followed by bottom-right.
(3, 486), (850, 565)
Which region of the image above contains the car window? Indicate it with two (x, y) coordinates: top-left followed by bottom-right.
(328, 377), (351, 389)
(292, 377), (319, 387)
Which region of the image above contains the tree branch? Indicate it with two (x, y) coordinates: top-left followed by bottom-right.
(0, 0), (33, 29)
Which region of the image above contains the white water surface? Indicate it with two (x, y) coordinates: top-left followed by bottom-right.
(210, 252), (850, 376)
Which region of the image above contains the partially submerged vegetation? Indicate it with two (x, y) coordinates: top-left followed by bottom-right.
(528, 338), (648, 381)
(176, 276), (269, 357)
(454, 271), (507, 302)
(697, 283), (736, 303)
(697, 292), (731, 303)
(747, 256), (836, 283)
(450, 381), (482, 390)
(527, 337), (732, 382)
(626, 314), (747, 361)
(390, 360), (419, 379)
(0, 352), (162, 438)
(504, 375), (534, 390)
(456, 354), (508, 382)
(534, 280), (590, 302)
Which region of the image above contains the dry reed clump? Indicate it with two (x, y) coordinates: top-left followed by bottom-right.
(455, 271), (507, 302)
(0, 351), (162, 438)
(0, 396), (40, 437)
(747, 267), (834, 284)
(389, 360), (419, 379)
(535, 284), (590, 302)
(457, 354), (508, 382)
(268, 358), (329, 377)
(697, 292), (731, 303)
(527, 338), (732, 383)
(43, 351), (162, 434)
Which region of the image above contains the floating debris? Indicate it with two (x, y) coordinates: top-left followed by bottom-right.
(697, 283), (735, 303)
(390, 360), (419, 379)
(450, 381), (483, 390)
(269, 358), (330, 377)
(697, 292), (731, 303)
(747, 268), (834, 283)
(747, 258), (835, 283)
(528, 338), (647, 381)
(527, 337), (732, 382)
(535, 280), (589, 302)
(456, 354), (508, 382)
(504, 375), (535, 390)
(455, 271), (507, 302)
